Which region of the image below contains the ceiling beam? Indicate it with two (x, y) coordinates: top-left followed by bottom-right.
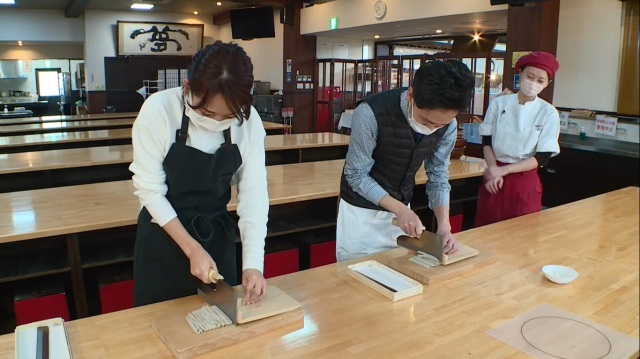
(65, 0), (90, 18)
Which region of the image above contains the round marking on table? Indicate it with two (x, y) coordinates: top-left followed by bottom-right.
(520, 316), (612, 359)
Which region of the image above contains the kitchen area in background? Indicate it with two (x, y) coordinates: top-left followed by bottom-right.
(0, 59), (84, 118)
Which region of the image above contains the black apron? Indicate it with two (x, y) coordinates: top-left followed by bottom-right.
(133, 110), (242, 306)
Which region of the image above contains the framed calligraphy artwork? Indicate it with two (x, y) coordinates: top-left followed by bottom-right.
(117, 21), (204, 56)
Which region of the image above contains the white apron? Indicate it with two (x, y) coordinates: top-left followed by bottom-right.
(336, 199), (406, 262)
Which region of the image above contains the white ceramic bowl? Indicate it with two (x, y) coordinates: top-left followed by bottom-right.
(541, 265), (579, 284)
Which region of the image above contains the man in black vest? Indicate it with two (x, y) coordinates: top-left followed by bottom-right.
(337, 60), (475, 261)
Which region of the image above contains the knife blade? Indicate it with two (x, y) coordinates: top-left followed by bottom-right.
(391, 218), (445, 262)
(197, 280), (238, 325)
(397, 233), (444, 263)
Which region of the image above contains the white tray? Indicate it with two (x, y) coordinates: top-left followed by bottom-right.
(15, 317), (73, 359)
(346, 260), (423, 301)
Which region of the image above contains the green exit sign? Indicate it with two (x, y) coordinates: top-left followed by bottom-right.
(329, 17), (338, 30)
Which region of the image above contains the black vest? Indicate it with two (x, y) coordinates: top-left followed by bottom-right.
(340, 89), (449, 211)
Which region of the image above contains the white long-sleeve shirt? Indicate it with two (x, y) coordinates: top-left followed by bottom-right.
(129, 87), (269, 272)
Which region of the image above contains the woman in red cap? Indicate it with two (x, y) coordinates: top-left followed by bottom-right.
(474, 51), (560, 227)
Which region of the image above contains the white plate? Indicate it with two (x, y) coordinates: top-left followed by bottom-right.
(541, 264), (579, 284)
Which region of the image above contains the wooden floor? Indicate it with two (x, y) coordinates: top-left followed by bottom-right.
(0, 187), (636, 358)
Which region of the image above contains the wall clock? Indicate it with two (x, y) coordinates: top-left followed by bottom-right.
(374, 0), (387, 20)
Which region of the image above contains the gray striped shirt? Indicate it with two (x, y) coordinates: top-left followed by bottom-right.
(343, 90), (456, 209)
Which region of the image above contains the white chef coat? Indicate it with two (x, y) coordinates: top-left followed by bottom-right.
(478, 94), (560, 163)
(336, 199), (406, 262)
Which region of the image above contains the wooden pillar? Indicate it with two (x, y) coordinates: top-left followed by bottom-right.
(617, 0), (639, 116)
(503, 0), (560, 102)
(282, 1), (317, 133)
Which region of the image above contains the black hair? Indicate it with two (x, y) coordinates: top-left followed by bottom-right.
(411, 60), (475, 112)
(187, 41), (254, 123)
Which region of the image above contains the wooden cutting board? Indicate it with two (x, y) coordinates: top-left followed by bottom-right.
(151, 285), (304, 359)
(388, 243), (496, 285)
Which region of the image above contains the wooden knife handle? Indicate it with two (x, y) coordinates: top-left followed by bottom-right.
(208, 268), (224, 283)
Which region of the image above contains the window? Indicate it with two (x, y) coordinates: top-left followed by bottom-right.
(36, 68), (61, 97)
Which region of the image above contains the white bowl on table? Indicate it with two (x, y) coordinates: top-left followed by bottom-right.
(541, 265), (579, 284)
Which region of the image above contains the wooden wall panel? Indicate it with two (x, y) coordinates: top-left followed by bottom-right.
(503, 0), (560, 103)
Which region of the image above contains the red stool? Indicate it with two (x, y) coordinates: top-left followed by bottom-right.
(99, 280), (134, 314)
(310, 240), (336, 268)
(264, 248), (299, 279)
(450, 214), (463, 234)
(14, 287), (70, 325)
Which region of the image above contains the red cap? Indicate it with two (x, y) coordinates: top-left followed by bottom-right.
(515, 51), (559, 79)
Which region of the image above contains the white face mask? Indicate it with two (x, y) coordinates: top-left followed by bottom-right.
(519, 78), (545, 97)
(185, 93), (236, 132)
(408, 100), (436, 136)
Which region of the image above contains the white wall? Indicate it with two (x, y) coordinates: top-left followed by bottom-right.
(0, 9), (84, 43)
(317, 36), (363, 59)
(301, 0), (506, 34)
(84, 10), (220, 91)
(553, 0), (623, 112)
(218, 10), (284, 91)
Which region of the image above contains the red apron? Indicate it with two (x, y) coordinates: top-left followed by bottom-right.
(474, 161), (542, 227)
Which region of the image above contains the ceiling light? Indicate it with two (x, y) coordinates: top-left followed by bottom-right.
(435, 29), (443, 34)
(216, 1), (222, 5)
(0, 0), (16, 4)
(193, 11), (198, 15)
(374, 35), (380, 39)
(473, 33), (481, 41)
(17, 41), (22, 46)
(131, 3), (154, 10)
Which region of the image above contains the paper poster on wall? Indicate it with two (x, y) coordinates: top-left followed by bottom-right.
(286, 59), (292, 73)
(559, 112), (569, 130)
(512, 51), (532, 68)
(594, 115), (617, 136)
(513, 74), (521, 90)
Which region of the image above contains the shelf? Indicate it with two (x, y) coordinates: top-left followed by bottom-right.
(0, 249), (70, 284)
(268, 220), (336, 237)
(80, 237), (135, 269)
(79, 227), (136, 268)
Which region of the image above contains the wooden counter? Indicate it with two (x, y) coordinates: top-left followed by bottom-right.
(262, 121), (292, 132)
(0, 187), (636, 358)
(0, 112), (138, 126)
(0, 158), (485, 244)
(0, 128), (132, 153)
(0, 118), (135, 136)
(0, 122), (296, 153)
(0, 133), (349, 175)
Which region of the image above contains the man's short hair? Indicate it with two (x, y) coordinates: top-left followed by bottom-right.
(412, 60), (475, 112)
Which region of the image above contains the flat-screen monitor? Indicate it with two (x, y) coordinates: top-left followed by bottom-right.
(230, 6), (275, 40)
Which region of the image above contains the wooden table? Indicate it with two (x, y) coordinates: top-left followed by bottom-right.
(0, 112), (138, 126)
(0, 122), (297, 153)
(0, 133), (350, 192)
(0, 118), (135, 136)
(0, 187), (636, 358)
(0, 128), (132, 153)
(0, 158), (484, 244)
(262, 121), (292, 134)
